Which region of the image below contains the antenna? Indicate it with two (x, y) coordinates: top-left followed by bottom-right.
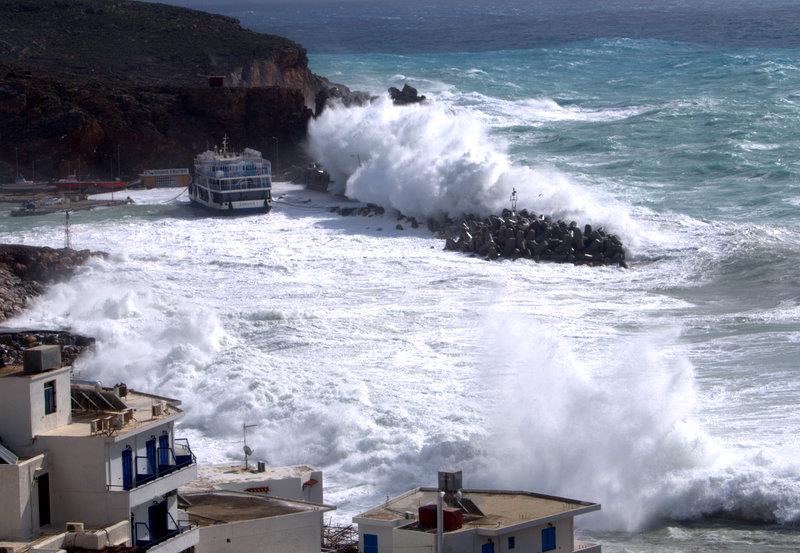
(64, 211), (71, 249)
(222, 134), (229, 156)
(242, 422), (258, 470)
(510, 187), (518, 214)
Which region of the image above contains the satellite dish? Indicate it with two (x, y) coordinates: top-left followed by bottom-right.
(243, 445), (253, 457)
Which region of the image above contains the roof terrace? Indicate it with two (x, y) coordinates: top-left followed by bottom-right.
(356, 488), (600, 531)
(183, 491), (333, 527)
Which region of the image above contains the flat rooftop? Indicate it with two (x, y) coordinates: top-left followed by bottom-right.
(0, 364), (68, 378)
(184, 491), (331, 526)
(38, 386), (181, 438)
(182, 463), (317, 493)
(356, 488), (600, 531)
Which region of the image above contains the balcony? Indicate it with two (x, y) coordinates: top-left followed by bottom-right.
(134, 513), (199, 553)
(134, 439), (195, 488)
(574, 541), (601, 553)
(110, 439), (197, 505)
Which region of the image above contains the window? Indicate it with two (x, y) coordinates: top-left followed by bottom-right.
(508, 537), (515, 550)
(44, 381), (56, 415)
(541, 527), (556, 552)
(364, 533), (378, 553)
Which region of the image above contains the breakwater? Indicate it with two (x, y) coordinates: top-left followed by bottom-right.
(441, 209), (627, 266)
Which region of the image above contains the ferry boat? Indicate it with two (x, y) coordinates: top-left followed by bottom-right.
(189, 138), (272, 213)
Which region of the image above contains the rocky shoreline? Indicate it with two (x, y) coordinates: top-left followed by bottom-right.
(0, 244), (103, 321)
(0, 329), (94, 367)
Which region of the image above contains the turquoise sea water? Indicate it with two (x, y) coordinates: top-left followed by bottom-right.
(193, 1), (800, 549)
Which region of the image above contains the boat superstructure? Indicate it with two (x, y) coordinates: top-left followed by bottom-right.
(190, 137), (272, 213)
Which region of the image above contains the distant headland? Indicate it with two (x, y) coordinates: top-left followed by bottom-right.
(0, 0), (366, 181)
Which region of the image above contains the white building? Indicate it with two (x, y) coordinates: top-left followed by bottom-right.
(178, 464), (331, 553)
(0, 345), (199, 553)
(353, 471), (601, 553)
(0, 344), (333, 553)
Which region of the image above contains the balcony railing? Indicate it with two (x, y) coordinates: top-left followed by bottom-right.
(111, 439), (195, 491)
(134, 512), (196, 549)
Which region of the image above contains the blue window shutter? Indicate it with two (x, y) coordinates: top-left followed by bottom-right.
(158, 434), (169, 467)
(146, 439), (157, 475)
(542, 527), (556, 552)
(44, 382), (56, 415)
(364, 533), (378, 553)
(481, 542), (495, 553)
(122, 449), (133, 490)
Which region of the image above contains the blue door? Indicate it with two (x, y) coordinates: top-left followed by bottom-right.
(147, 500), (168, 542)
(158, 434), (170, 471)
(122, 448), (133, 490)
(146, 438), (157, 476)
(481, 542), (494, 553)
(364, 533), (378, 553)
(541, 527), (556, 552)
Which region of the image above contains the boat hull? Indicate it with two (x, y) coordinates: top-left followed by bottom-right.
(188, 196), (272, 215)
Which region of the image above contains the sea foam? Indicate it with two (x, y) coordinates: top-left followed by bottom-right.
(308, 96), (646, 249)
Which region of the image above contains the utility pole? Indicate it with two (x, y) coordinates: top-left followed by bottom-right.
(242, 423), (258, 471)
(14, 147), (19, 179)
(64, 211), (71, 249)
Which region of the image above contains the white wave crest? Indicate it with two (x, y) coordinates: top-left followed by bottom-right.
(307, 97), (645, 248)
(478, 316), (800, 531)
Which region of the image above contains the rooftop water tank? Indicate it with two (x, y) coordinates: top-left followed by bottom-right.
(23, 345), (62, 373)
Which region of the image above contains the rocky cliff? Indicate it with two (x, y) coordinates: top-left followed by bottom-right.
(0, 0), (363, 180)
(0, 66), (314, 179)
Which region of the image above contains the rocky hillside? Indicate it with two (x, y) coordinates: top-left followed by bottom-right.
(0, 65), (314, 179)
(0, 0), (331, 104)
(0, 0), (363, 180)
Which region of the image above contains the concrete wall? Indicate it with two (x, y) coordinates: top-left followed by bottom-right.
(218, 470), (323, 504)
(394, 527), (435, 553)
(363, 518), (575, 553)
(0, 367), (71, 450)
(195, 509), (324, 553)
(0, 454), (45, 541)
(359, 524), (397, 553)
(34, 435), (120, 527)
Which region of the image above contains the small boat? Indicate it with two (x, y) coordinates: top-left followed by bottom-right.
(189, 137), (272, 214)
(54, 175), (127, 193)
(0, 175), (51, 194)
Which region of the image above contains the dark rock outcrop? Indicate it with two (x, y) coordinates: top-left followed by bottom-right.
(0, 244), (103, 321)
(0, 0), (366, 180)
(0, 329), (94, 367)
(441, 209), (627, 267)
(389, 84), (427, 106)
(0, 0), (330, 108)
(0, 67), (314, 180)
